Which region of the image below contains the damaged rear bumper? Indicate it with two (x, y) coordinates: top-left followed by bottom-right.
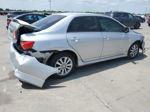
(10, 43), (59, 88)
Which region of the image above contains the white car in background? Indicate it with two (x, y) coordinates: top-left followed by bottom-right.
(8, 13), (145, 87)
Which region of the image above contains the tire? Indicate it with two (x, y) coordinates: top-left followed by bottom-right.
(47, 52), (76, 78)
(134, 22), (141, 29)
(19, 80), (28, 85)
(128, 42), (139, 59)
(148, 23), (150, 26)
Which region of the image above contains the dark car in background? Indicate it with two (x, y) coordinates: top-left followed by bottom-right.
(105, 11), (141, 29)
(7, 13), (46, 28)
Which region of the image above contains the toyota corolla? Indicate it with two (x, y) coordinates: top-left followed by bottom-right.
(8, 13), (145, 87)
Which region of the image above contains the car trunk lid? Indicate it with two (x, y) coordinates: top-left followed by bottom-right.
(8, 19), (38, 43)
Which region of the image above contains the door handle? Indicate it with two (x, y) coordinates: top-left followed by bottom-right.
(71, 37), (79, 42)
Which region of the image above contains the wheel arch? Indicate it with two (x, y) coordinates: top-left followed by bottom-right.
(127, 40), (140, 58)
(132, 40), (141, 47)
(47, 50), (79, 67)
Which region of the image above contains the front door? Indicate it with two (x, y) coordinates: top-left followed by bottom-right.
(97, 17), (129, 58)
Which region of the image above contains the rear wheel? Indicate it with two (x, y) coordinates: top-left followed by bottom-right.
(47, 52), (76, 78)
(148, 23), (150, 26)
(128, 42), (139, 59)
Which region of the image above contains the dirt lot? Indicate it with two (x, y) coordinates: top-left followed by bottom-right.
(0, 15), (150, 112)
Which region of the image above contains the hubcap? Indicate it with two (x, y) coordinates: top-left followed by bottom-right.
(55, 57), (73, 76)
(130, 44), (139, 58)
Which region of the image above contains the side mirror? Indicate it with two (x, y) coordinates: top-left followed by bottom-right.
(124, 27), (129, 33)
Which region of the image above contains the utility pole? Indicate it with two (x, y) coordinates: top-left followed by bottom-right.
(48, 0), (51, 11)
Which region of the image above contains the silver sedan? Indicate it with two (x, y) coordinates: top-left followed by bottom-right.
(8, 13), (145, 87)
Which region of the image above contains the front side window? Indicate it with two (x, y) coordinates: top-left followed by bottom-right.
(113, 13), (128, 18)
(98, 17), (125, 32)
(68, 16), (99, 32)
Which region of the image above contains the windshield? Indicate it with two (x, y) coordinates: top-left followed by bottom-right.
(32, 15), (65, 30)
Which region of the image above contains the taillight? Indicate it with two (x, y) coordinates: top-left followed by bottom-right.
(148, 17), (150, 21)
(20, 41), (34, 50)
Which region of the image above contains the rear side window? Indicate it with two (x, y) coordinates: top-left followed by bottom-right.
(68, 16), (100, 32)
(32, 15), (65, 30)
(98, 17), (125, 32)
(128, 14), (134, 19)
(113, 13), (128, 18)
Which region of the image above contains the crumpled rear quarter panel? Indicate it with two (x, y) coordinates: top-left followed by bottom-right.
(10, 43), (59, 87)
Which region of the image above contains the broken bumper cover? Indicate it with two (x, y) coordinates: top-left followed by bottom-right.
(10, 43), (59, 88)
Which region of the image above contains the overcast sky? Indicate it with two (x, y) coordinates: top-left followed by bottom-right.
(0, 0), (150, 13)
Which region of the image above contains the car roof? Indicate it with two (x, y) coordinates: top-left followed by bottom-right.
(53, 13), (109, 18)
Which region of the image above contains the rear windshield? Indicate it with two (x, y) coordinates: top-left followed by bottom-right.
(32, 15), (65, 30)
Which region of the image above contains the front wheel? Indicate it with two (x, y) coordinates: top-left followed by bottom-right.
(134, 22), (141, 29)
(47, 52), (76, 78)
(128, 42), (139, 59)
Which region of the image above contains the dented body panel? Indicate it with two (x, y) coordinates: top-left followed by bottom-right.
(10, 43), (59, 87)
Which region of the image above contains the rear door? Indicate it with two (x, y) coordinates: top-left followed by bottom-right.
(67, 16), (103, 61)
(97, 17), (129, 58)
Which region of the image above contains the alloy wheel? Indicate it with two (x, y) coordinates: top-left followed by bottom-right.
(55, 57), (73, 76)
(129, 44), (139, 58)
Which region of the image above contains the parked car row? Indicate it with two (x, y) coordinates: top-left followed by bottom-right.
(0, 11), (8, 15)
(6, 11), (148, 30)
(7, 11), (31, 18)
(8, 13), (145, 87)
